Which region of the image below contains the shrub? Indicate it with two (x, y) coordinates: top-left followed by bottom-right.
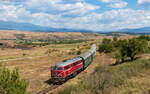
(86, 67), (112, 94)
(99, 38), (115, 53)
(0, 66), (28, 94)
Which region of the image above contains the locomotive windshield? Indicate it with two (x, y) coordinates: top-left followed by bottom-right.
(51, 66), (63, 71)
(51, 66), (56, 70)
(57, 67), (63, 71)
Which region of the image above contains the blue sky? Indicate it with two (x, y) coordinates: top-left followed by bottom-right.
(0, 0), (150, 31)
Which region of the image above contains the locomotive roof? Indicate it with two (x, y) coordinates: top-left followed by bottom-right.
(55, 57), (82, 67)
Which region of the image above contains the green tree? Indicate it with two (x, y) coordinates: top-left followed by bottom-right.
(118, 40), (128, 62)
(127, 39), (148, 60)
(99, 38), (115, 53)
(0, 66), (28, 94)
(114, 52), (122, 64)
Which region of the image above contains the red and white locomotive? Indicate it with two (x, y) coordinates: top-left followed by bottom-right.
(51, 44), (96, 83)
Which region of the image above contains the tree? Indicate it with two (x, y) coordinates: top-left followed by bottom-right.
(0, 66), (28, 94)
(114, 52), (122, 64)
(118, 40), (128, 62)
(127, 39), (148, 60)
(118, 39), (148, 62)
(99, 38), (115, 53)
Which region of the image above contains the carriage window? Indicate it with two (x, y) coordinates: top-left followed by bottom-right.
(57, 67), (63, 71)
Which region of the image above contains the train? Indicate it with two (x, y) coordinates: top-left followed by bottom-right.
(50, 44), (96, 84)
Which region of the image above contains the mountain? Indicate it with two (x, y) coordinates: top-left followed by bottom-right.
(0, 21), (92, 33)
(116, 27), (150, 33)
(0, 21), (150, 34)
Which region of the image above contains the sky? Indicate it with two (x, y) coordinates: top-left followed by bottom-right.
(0, 0), (150, 31)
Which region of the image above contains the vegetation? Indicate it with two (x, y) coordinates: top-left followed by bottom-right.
(99, 38), (115, 53)
(14, 34), (25, 40)
(138, 35), (150, 41)
(58, 59), (150, 94)
(99, 36), (149, 63)
(15, 39), (89, 47)
(0, 66), (28, 94)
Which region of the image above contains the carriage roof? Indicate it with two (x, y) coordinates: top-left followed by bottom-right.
(79, 51), (92, 60)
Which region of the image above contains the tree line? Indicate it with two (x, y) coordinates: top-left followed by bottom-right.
(99, 35), (150, 63)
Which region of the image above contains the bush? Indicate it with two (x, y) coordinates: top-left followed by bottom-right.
(0, 66), (28, 94)
(86, 67), (112, 94)
(99, 38), (115, 53)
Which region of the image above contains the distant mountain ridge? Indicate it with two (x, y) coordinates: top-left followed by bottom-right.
(0, 21), (92, 33)
(0, 21), (150, 34)
(117, 27), (150, 33)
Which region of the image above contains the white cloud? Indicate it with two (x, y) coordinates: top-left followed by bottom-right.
(138, 0), (150, 4)
(100, 0), (128, 8)
(137, 0), (150, 7)
(100, 0), (120, 3)
(0, 1), (150, 31)
(108, 1), (128, 8)
(24, 0), (100, 17)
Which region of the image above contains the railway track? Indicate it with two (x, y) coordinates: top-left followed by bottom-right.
(37, 85), (59, 94)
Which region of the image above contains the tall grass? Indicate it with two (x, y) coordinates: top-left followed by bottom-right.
(58, 59), (150, 94)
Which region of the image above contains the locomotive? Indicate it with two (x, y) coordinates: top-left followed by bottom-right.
(51, 44), (96, 83)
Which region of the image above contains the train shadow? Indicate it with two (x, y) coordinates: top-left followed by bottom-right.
(45, 79), (54, 85)
(45, 78), (68, 85)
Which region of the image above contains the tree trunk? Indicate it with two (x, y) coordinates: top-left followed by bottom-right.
(121, 57), (124, 63)
(130, 56), (134, 61)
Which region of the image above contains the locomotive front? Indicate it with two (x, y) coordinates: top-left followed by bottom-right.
(51, 65), (65, 83)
